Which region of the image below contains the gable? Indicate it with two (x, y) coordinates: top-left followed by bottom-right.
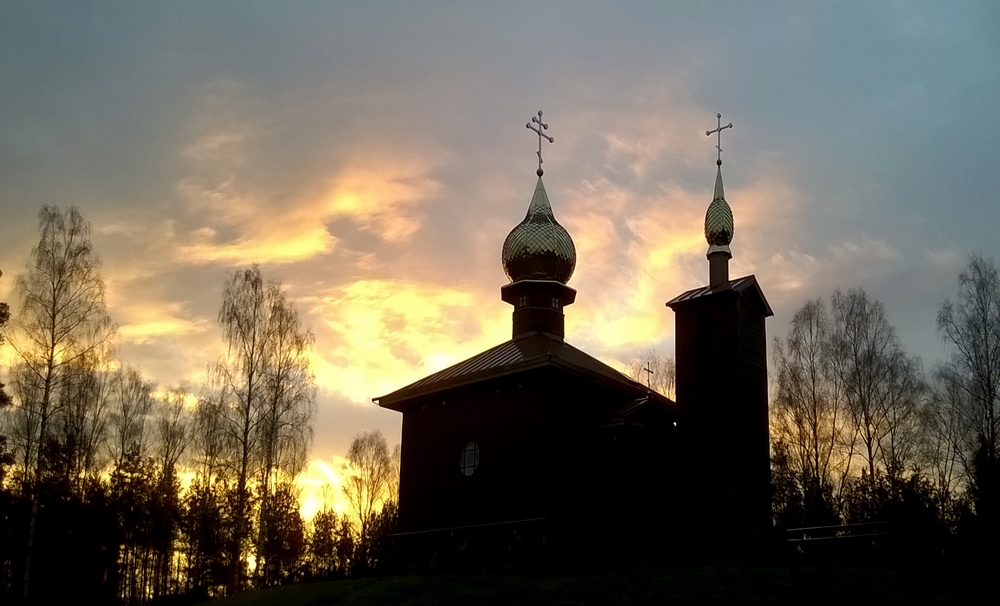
(375, 331), (673, 410)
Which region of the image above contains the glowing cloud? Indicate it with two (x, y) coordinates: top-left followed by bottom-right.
(323, 155), (443, 242)
(304, 279), (508, 405)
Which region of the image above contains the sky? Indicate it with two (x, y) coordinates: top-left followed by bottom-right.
(2, 2), (1000, 496)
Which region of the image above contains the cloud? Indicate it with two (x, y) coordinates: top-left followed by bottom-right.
(303, 279), (509, 404)
(171, 136), (443, 266)
(323, 155), (443, 243)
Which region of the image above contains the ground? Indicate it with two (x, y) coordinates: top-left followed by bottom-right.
(213, 566), (966, 605)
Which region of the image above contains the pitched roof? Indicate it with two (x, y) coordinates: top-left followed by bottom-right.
(665, 274), (773, 316)
(375, 331), (669, 410)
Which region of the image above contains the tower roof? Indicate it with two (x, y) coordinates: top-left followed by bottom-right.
(501, 176), (576, 284)
(665, 274), (773, 316)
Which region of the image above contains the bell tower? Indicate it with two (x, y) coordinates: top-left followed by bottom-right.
(666, 114), (773, 533)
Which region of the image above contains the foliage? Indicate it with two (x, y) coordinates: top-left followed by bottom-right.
(212, 265), (316, 593)
(308, 508), (353, 579)
(342, 430), (395, 560)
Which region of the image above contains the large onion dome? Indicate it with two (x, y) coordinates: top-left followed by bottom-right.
(502, 176), (576, 284)
(705, 166), (734, 248)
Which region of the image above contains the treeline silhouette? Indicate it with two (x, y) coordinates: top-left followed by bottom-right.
(0, 207), (399, 605)
(770, 257), (1000, 570)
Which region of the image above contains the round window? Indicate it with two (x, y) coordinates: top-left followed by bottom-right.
(459, 441), (480, 476)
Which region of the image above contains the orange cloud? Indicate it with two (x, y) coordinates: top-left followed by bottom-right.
(323, 155), (443, 242)
(303, 278), (508, 404)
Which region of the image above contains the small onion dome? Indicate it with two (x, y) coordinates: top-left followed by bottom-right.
(502, 176), (576, 284)
(705, 166), (734, 247)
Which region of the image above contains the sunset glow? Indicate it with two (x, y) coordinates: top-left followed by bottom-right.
(1, 1), (997, 495)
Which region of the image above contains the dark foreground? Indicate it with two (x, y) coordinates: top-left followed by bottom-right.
(213, 566), (974, 606)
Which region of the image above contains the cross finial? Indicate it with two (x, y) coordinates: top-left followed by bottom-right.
(526, 110), (554, 177)
(706, 112), (733, 166)
(643, 362), (654, 389)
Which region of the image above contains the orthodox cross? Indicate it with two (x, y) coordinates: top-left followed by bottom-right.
(526, 110), (554, 176)
(706, 112), (733, 166)
(643, 362), (654, 389)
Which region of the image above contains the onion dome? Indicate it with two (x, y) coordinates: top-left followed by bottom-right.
(502, 176), (576, 284)
(704, 166), (734, 249)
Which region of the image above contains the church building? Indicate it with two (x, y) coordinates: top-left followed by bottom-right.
(375, 112), (772, 567)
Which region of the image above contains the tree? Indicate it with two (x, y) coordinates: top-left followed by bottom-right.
(214, 266), (270, 593)
(771, 290), (930, 524)
(828, 288), (925, 518)
(255, 287), (315, 587)
(213, 265), (315, 593)
(155, 386), (191, 479)
(55, 355), (113, 493)
(256, 483), (305, 585)
(0, 270), (13, 601)
(108, 365), (155, 470)
(149, 386), (191, 600)
(342, 430), (395, 569)
(0, 269), (10, 409)
(937, 255), (1000, 521)
(924, 373), (966, 522)
(771, 299), (843, 524)
(309, 509), (353, 579)
(180, 479), (229, 598)
(3, 207), (113, 602)
(192, 390), (227, 482)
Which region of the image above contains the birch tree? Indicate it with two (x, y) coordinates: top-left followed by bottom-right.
(255, 287), (315, 587)
(4, 207), (113, 601)
(937, 255), (1000, 519)
(213, 265), (315, 592)
(214, 267), (270, 593)
(829, 288), (925, 515)
(771, 299), (843, 523)
(342, 430), (394, 558)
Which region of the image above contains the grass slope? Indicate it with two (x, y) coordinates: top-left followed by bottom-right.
(215, 566), (957, 605)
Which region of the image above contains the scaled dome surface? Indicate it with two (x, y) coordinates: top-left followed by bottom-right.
(704, 166), (734, 247)
(502, 177), (576, 284)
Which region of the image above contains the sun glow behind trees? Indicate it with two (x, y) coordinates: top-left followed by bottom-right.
(0, 208), (402, 602)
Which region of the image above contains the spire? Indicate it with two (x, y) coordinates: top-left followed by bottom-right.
(705, 114), (734, 288)
(713, 164), (725, 201)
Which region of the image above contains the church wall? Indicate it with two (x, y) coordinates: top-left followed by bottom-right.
(397, 370), (551, 533)
(736, 295), (772, 529)
(395, 366), (668, 535)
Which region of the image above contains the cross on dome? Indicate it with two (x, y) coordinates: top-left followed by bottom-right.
(706, 113), (733, 166)
(526, 110), (554, 176)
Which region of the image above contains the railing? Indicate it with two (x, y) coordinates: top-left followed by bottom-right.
(786, 521), (891, 543)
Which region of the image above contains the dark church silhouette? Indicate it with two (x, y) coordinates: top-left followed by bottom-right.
(375, 113), (772, 568)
